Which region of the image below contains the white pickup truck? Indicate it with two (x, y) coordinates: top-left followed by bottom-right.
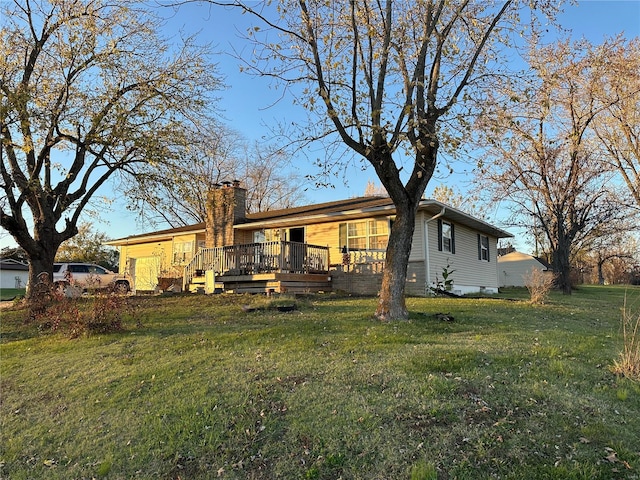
(53, 262), (131, 293)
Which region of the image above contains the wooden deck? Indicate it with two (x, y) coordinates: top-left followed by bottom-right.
(189, 272), (331, 294)
(184, 242), (332, 294)
(220, 272), (332, 294)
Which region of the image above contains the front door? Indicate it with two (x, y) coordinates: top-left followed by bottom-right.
(283, 227), (305, 272)
(288, 227), (305, 243)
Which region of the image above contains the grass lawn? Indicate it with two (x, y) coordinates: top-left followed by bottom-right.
(1, 285), (639, 479)
(0, 288), (25, 301)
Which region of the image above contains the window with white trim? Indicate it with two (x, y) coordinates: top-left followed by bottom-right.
(478, 234), (490, 261)
(339, 218), (390, 251)
(172, 241), (194, 265)
(437, 219), (455, 254)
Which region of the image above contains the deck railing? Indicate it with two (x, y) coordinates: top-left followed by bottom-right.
(183, 241), (330, 289)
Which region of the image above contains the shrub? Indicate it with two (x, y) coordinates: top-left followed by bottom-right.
(523, 268), (556, 304)
(612, 293), (640, 380)
(28, 280), (137, 338)
(432, 262), (456, 295)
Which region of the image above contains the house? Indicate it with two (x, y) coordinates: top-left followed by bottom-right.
(0, 259), (29, 290)
(497, 251), (551, 288)
(106, 183), (513, 296)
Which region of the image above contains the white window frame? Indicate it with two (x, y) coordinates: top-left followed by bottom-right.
(340, 218), (390, 251)
(442, 221), (453, 253)
(172, 240), (194, 265)
(479, 235), (489, 261)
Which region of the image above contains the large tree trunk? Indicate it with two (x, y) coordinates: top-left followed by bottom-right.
(4, 217), (69, 298)
(375, 209), (416, 320)
(28, 253), (57, 295)
(597, 259), (605, 285)
(370, 125), (435, 320)
(552, 242), (573, 295)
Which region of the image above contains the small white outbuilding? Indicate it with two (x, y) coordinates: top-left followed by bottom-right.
(498, 251), (551, 288)
(0, 259), (29, 290)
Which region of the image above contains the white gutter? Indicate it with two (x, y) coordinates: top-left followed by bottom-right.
(424, 206), (446, 293)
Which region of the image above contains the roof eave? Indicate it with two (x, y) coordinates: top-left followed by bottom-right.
(237, 199), (513, 238)
(234, 203), (397, 230)
(105, 226), (207, 246)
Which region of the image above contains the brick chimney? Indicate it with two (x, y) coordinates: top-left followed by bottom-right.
(205, 181), (247, 248)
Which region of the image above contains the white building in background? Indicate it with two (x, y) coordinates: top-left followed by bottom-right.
(498, 251), (552, 288)
(0, 259), (29, 290)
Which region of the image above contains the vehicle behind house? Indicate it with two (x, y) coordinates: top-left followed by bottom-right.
(53, 263), (131, 293)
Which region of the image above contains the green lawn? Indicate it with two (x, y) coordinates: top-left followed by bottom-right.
(0, 288), (25, 301)
(1, 286), (639, 479)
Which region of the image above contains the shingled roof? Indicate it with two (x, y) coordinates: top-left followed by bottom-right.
(244, 196), (392, 222)
(107, 196), (391, 244)
(106, 195), (512, 245)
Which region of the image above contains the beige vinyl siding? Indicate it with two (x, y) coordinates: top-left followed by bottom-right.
(427, 218), (499, 290)
(234, 229), (253, 245)
(409, 212), (425, 262)
(406, 260), (426, 296)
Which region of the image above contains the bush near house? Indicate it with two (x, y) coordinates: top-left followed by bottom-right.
(1, 286), (639, 479)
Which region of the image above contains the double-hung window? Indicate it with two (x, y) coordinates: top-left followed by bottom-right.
(437, 219), (455, 254)
(478, 234), (490, 261)
(339, 218), (390, 251)
(172, 241), (194, 265)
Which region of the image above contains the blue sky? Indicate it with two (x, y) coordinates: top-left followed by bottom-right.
(1, 1), (639, 249)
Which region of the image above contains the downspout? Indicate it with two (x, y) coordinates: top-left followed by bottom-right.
(424, 206), (446, 294)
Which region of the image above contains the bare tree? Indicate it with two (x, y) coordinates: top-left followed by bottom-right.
(363, 180), (389, 197)
(193, 0), (553, 319)
(125, 122), (307, 227)
(592, 37), (640, 208)
(0, 0), (219, 293)
(239, 141), (307, 213)
(431, 184), (487, 219)
(124, 122), (243, 227)
(476, 39), (633, 294)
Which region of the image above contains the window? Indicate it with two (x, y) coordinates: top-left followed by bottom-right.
(339, 218), (390, 251)
(347, 221), (367, 249)
(478, 234), (490, 261)
(254, 229), (280, 243)
(69, 264), (89, 273)
(87, 265), (107, 275)
(173, 241), (194, 264)
(368, 218), (389, 250)
(437, 219), (455, 254)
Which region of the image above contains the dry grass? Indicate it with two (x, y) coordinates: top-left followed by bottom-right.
(613, 292), (640, 380)
(524, 268), (556, 304)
